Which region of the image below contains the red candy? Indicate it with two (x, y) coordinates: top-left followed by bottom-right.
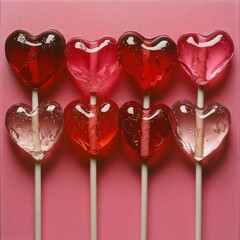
(65, 37), (118, 93)
(5, 30), (66, 89)
(178, 30), (234, 85)
(119, 101), (172, 162)
(118, 31), (177, 92)
(64, 100), (119, 156)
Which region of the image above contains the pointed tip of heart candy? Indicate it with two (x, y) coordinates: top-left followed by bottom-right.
(5, 29), (66, 90)
(177, 30), (234, 87)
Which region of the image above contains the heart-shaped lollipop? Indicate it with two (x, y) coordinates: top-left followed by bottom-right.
(65, 37), (118, 93)
(64, 100), (119, 155)
(178, 30), (234, 85)
(119, 101), (172, 161)
(5, 30), (66, 89)
(118, 31), (177, 92)
(5, 102), (64, 160)
(171, 100), (231, 161)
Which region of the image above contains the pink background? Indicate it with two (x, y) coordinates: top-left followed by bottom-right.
(0, 0), (239, 240)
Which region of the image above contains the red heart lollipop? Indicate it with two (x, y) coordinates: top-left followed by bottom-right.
(5, 30), (66, 89)
(178, 30), (234, 85)
(5, 102), (64, 161)
(171, 100), (231, 161)
(64, 100), (119, 156)
(118, 31), (177, 92)
(119, 101), (172, 162)
(65, 37), (118, 93)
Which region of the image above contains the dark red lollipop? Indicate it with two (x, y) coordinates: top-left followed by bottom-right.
(119, 101), (172, 163)
(118, 31), (177, 92)
(5, 29), (66, 89)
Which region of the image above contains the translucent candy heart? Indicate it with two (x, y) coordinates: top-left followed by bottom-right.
(119, 101), (172, 162)
(5, 102), (64, 161)
(177, 31), (234, 85)
(5, 30), (66, 89)
(64, 100), (119, 156)
(118, 31), (177, 92)
(65, 37), (118, 93)
(171, 100), (231, 161)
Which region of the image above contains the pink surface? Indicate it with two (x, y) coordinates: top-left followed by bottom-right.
(0, 1), (239, 240)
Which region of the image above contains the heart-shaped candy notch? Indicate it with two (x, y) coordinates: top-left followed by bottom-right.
(5, 30), (66, 89)
(178, 30), (234, 85)
(171, 100), (231, 161)
(5, 102), (64, 161)
(119, 101), (172, 162)
(65, 37), (119, 93)
(118, 31), (177, 92)
(64, 100), (119, 156)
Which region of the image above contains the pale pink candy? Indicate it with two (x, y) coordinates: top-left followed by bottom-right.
(171, 100), (231, 161)
(178, 31), (234, 85)
(65, 37), (118, 93)
(5, 102), (63, 161)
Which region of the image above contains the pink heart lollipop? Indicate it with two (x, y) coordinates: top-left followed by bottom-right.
(178, 30), (234, 85)
(65, 37), (118, 93)
(171, 100), (231, 161)
(5, 102), (63, 161)
(176, 31), (233, 240)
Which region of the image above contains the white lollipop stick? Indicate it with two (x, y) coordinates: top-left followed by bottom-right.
(90, 93), (97, 240)
(140, 46), (151, 240)
(32, 89), (41, 240)
(141, 91), (150, 240)
(195, 86), (204, 240)
(195, 43), (208, 240)
(141, 163), (148, 240)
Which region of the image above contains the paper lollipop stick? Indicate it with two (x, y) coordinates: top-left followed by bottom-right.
(32, 90), (42, 240)
(5, 29), (65, 240)
(195, 87), (204, 240)
(175, 30), (234, 240)
(65, 36), (118, 240)
(118, 31), (177, 240)
(89, 93), (97, 240)
(195, 46), (207, 240)
(141, 92), (150, 240)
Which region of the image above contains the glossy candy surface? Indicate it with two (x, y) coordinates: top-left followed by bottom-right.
(171, 100), (231, 161)
(178, 31), (234, 85)
(66, 37), (118, 93)
(64, 100), (119, 156)
(119, 101), (172, 162)
(5, 102), (64, 161)
(118, 31), (177, 92)
(5, 30), (66, 89)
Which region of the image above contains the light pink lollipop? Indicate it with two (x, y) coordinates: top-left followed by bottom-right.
(174, 30), (234, 240)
